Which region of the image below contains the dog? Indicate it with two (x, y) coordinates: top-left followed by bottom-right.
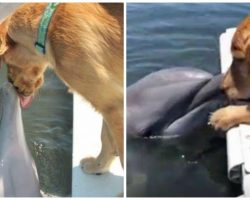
(0, 3), (123, 174)
(210, 16), (250, 131)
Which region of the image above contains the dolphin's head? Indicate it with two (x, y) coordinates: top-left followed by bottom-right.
(0, 82), (19, 112)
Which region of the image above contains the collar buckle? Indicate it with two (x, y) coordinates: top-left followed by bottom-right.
(35, 42), (45, 54)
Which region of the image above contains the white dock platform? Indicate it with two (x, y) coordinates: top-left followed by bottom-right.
(72, 93), (123, 197)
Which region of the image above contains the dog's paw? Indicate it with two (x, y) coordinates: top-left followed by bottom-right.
(80, 157), (108, 175)
(209, 107), (237, 131)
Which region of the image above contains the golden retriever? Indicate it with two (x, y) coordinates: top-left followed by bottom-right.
(210, 16), (250, 131)
(0, 3), (123, 174)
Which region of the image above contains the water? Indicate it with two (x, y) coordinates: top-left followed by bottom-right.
(127, 3), (250, 197)
(23, 70), (72, 196)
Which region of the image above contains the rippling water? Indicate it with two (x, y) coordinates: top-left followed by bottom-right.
(127, 3), (250, 197)
(127, 3), (250, 85)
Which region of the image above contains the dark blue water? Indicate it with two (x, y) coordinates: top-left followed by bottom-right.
(127, 3), (250, 197)
(127, 3), (250, 85)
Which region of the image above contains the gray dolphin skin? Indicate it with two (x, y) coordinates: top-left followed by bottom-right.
(0, 82), (41, 197)
(127, 67), (228, 139)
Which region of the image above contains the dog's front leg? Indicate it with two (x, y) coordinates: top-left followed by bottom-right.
(209, 105), (250, 131)
(104, 106), (124, 167)
(80, 119), (117, 174)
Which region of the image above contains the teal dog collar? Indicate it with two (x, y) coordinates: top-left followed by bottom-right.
(35, 3), (59, 54)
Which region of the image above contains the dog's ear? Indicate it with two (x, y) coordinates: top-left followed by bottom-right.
(231, 16), (250, 59)
(0, 17), (14, 56)
(0, 35), (8, 55)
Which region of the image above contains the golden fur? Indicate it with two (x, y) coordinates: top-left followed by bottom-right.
(0, 3), (123, 172)
(210, 16), (250, 130)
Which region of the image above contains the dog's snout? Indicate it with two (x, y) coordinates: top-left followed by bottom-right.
(220, 71), (233, 92)
(220, 82), (229, 91)
(7, 75), (13, 83)
(13, 85), (20, 92)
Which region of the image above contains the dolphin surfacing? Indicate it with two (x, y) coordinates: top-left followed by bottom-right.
(127, 67), (228, 139)
(0, 82), (40, 197)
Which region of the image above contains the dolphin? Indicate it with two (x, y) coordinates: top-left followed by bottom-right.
(0, 82), (40, 197)
(127, 67), (228, 139)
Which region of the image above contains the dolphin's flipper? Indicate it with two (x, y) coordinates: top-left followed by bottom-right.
(127, 67), (227, 139)
(0, 83), (41, 197)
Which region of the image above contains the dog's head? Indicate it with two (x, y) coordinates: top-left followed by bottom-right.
(221, 16), (250, 100)
(0, 17), (45, 102)
(7, 64), (44, 97)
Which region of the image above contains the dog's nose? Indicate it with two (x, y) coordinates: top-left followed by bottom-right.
(14, 85), (20, 92)
(220, 83), (228, 91)
(7, 76), (13, 84)
(9, 81), (21, 93)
